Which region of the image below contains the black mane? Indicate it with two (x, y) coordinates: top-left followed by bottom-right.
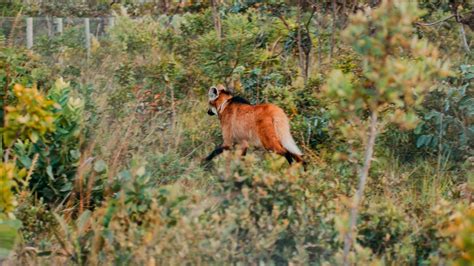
(230, 96), (251, 105)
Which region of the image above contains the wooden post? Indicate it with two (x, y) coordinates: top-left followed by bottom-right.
(46, 16), (52, 37)
(56, 18), (64, 65)
(96, 18), (103, 36)
(26, 17), (33, 49)
(108, 17), (115, 29)
(84, 18), (91, 58)
(56, 17), (63, 34)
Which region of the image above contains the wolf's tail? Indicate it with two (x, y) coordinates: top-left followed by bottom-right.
(273, 114), (303, 156)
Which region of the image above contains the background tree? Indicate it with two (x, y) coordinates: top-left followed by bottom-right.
(322, 1), (451, 264)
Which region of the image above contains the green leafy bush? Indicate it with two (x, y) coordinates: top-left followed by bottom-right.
(3, 84), (56, 146)
(109, 16), (157, 54)
(43, 154), (340, 265)
(0, 45), (52, 123)
(416, 64), (474, 160)
(14, 195), (56, 245)
(34, 26), (86, 58)
(14, 79), (83, 202)
(358, 200), (412, 261)
(0, 162), (26, 218)
(413, 201), (473, 265)
(194, 13), (263, 83)
(208, 154), (339, 264)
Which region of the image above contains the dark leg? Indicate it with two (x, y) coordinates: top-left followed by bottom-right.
(284, 152), (294, 164)
(284, 152), (307, 170)
(204, 146), (229, 162)
(239, 141), (249, 157)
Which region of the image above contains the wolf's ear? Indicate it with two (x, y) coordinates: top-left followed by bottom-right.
(208, 86), (219, 100)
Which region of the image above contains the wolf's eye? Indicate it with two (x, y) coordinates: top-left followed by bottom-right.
(207, 107), (217, 116)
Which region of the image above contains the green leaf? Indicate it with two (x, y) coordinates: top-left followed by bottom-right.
(18, 155), (32, 168)
(46, 165), (55, 180)
(416, 135), (429, 148)
(69, 149), (81, 160)
(53, 213), (70, 241)
(0, 219), (21, 259)
(60, 182), (73, 192)
(93, 159), (107, 173)
(76, 210), (91, 235)
(425, 110), (439, 120)
(414, 123), (423, 135)
(29, 131), (39, 143)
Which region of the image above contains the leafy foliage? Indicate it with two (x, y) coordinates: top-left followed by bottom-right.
(195, 13), (263, 83)
(0, 162), (26, 218)
(358, 200), (411, 259)
(0, 1), (472, 265)
(13, 79), (83, 202)
(209, 154), (338, 263)
(3, 84), (56, 146)
(416, 64), (474, 160)
(441, 204), (474, 265)
(324, 1), (450, 128)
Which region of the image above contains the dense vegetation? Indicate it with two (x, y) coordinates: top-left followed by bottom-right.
(0, 0), (473, 265)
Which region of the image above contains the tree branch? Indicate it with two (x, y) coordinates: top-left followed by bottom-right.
(416, 14), (456, 27)
(459, 23), (471, 53)
(415, 10), (473, 27)
(342, 111), (378, 266)
(276, 14), (291, 30)
(296, 1), (306, 83)
(305, 4), (317, 30)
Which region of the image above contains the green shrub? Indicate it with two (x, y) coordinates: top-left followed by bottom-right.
(34, 26), (86, 58)
(3, 84), (56, 146)
(206, 154), (338, 264)
(14, 79), (83, 203)
(415, 64), (474, 161)
(0, 46), (53, 124)
(358, 200), (412, 261)
(109, 16), (157, 54)
(0, 162), (26, 218)
(14, 195), (56, 245)
(180, 10), (214, 39)
(411, 201), (472, 265)
(194, 13), (263, 83)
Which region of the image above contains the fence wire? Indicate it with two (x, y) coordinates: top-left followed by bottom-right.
(1, 16), (115, 54)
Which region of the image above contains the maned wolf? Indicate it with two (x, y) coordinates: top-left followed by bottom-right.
(204, 84), (304, 166)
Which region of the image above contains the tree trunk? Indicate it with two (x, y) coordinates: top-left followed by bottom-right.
(296, 0), (313, 85)
(342, 111), (378, 266)
(312, 5), (322, 70)
(329, 0), (336, 62)
(211, 0), (222, 39)
(296, 2), (306, 84)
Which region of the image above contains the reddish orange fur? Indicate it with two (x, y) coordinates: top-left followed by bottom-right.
(207, 85), (303, 164)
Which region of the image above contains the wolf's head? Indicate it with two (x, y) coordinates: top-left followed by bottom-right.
(207, 84), (233, 116)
